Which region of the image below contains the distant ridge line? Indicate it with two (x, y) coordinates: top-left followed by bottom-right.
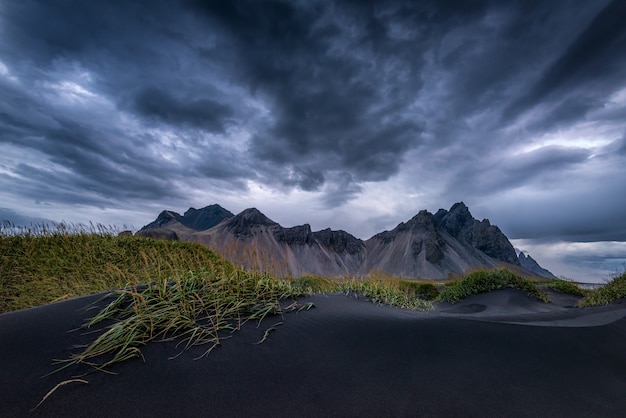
(136, 202), (556, 280)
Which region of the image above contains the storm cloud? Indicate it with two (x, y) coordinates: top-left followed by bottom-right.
(1, 0), (625, 281)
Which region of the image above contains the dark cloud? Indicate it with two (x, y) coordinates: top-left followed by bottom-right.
(474, 167), (626, 243)
(469, 146), (592, 194)
(503, 0), (626, 124)
(194, 0), (429, 194)
(129, 87), (234, 132)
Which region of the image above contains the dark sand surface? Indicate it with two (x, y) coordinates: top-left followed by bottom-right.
(1, 289), (626, 417)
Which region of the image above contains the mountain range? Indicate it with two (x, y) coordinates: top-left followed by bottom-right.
(135, 202), (555, 280)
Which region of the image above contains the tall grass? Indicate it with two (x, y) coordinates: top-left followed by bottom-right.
(53, 270), (304, 372)
(438, 269), (549, 303)
(336, 276), (436, 311)
(580, 271), (626, 306)
(0, 224), (231, 313)
(545, 278), (587, 296)
(289, 273), (438, 311)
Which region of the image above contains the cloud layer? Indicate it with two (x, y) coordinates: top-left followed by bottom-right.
(1, 0), (625, 280)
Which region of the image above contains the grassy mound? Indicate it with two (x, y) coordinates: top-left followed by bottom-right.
(398, 280), (440, 300)
(545, 279), (587, 296)
(336, 275), (436, 311)
(289, 274), (439, 311)
(290, 275), (337, 294)
(0, 231), (232, 313)
(580, 272), (626, 307)
(438, 269), (549, 303)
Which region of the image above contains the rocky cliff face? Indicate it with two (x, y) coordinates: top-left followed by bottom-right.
(274, 224), (314, 246)
(313, 228), (365, 255)
(181, 205), (234, 230)
(139, 210), (183, 230)
(136, 204), (233, 238)
(434, 202), (520, 265)
(136, 202), (554, 279)
(363, 207), (502, 279)
(518, 252), (557, 279)
(223, 208), (277, 238)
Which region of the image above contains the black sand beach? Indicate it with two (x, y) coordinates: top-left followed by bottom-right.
(2, 289), (626, 417)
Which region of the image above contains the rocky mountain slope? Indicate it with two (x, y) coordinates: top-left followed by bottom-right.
(136, 202), (554, 279)
(136, 205), (233, 240)
(518, 251), (557, 279)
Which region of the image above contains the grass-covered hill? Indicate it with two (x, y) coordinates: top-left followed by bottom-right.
(0, 228), (233, 313)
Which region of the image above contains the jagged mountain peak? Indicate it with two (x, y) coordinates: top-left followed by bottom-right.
(431, 202), (519, 266)
(140, 210), (182, 230)
(234, 208), (277, 225)
(223, 208), (278, 237)
(434, 202), (474, 237)
(136, 201), (555, 279)
(138, 204), (232, 232)
(406, 210), (437, 230)
(274, 224), (313, 245)
(313, 228), (364, 254)
(183, 204), (231, 218)
(181, 204), (233, 230)
(518, 251), (557, 279)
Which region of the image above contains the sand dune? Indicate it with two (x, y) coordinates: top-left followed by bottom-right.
(1, 290), (625, 417)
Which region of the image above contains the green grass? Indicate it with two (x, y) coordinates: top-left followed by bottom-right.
(288, 274), (439, 310)
(335, 276), (435, 311)
(52, 270), (304, 373)
(290, 275), (337, 294)
(1, 230), (233, 313)
(438, 269), (549, 303)
(545, 279), (587, 296)
(398, 280), (440, 300)
(580, 271), (626, 307)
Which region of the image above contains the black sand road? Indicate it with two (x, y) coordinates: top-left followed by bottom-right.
(1, 289), (625, 417)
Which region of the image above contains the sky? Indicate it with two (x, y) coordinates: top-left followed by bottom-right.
(1, 0), (625, 282)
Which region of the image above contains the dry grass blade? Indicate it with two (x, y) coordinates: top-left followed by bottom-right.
(255, 322), (282, 345)
(32, 379), (88, 410)
(298, 302), (315, 312)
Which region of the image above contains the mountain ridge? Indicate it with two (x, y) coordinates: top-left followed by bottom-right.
(136, 202), (555, 280)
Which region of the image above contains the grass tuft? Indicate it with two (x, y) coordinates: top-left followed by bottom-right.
(545, 279), (587, 296)
(51, 269), (304, 372)
(336, 277), (434, 311)
(579, 271), (626, 307)
(438, 269), (548, 303)
(290, 275), (337, 294)
(398, 280), (440, 300)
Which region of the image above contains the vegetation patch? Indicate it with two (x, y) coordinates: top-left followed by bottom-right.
(398, 280), (440, 301)
(580, 271), (626, 307)
(0, 224), (232, 313)
(290, 275), (337, 294)
(336, 276), (434, 311)
(545, 279), (587, 296)
(53, 270), (304, 373)
(438, 269), (549, 303)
